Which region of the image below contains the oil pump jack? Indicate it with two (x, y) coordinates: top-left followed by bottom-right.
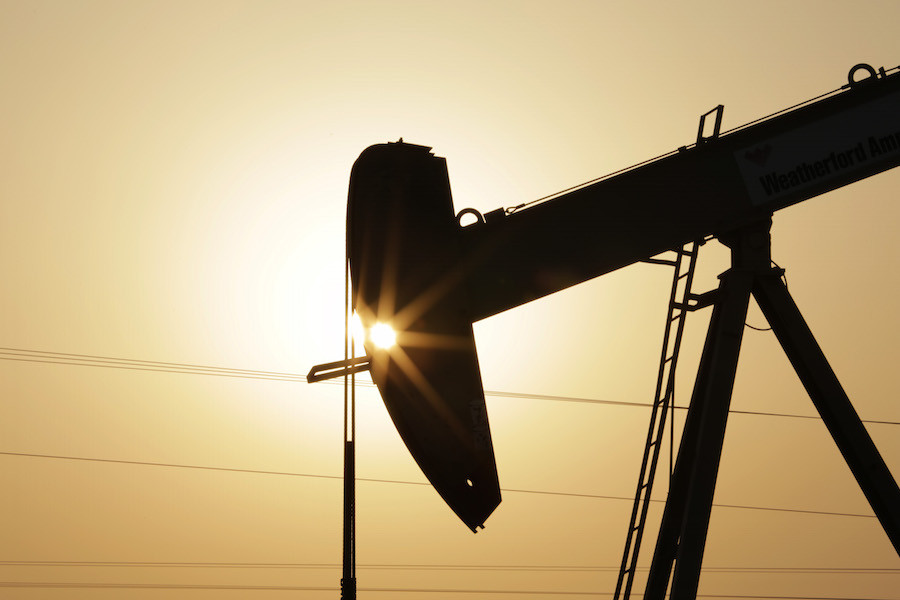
(309, 63), (900, 598)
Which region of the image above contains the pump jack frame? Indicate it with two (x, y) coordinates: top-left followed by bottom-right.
(641, 218), (900, 599)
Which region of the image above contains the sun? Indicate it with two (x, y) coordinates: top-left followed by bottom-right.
(350, 314), (397, 351)
(369, 322), (397, 349)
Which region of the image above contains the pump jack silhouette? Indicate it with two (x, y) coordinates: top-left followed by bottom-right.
(309, 63), (900, 599)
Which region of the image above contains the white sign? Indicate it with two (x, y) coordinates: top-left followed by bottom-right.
(735, 89), (900, 206)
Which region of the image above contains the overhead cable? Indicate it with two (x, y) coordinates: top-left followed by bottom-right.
(2, 561), (896, 575)
(2, 348), (897, 425)
(0, 450), (877, 519)
(0, 581), (893, 598)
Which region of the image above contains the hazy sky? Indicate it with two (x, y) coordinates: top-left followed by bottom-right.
(2, 1), (899, 598)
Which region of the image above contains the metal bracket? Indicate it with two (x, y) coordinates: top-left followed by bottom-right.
(672, 290), (719, 312)
(696, 105), (725, 145)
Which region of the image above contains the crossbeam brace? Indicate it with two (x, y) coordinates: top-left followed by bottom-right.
(307, 356), (372, 383)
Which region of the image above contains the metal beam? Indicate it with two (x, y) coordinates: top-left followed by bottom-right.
(753, 270), (900, 554)
(643, 266), (752, 599)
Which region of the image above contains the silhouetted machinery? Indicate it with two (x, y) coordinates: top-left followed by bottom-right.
(310, 64), (900, 598)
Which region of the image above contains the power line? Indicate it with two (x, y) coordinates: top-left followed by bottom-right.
(0, 582), (893, 598)
(483, 391), (900, 426)
(0, 348), (306, 382)
(0, 581), (333, 591)
(0, 450), (878, 519)
(1, 561), (896, 575)
(2, 347), (898, 425)
(0, 450), (347, 481)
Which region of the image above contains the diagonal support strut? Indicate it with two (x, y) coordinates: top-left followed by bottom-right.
(753, 269), (900, 553)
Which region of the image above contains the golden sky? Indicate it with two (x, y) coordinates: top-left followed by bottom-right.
(1, 1), (899, 598)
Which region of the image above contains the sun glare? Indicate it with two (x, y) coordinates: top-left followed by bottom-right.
(370, 322), (397, 349)
(350, 313), (397, 350)
(351, 313), (366, 344)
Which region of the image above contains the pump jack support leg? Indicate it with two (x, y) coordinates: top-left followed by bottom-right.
(643, 269), (753, 600)
(753, 270), (900, 556)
